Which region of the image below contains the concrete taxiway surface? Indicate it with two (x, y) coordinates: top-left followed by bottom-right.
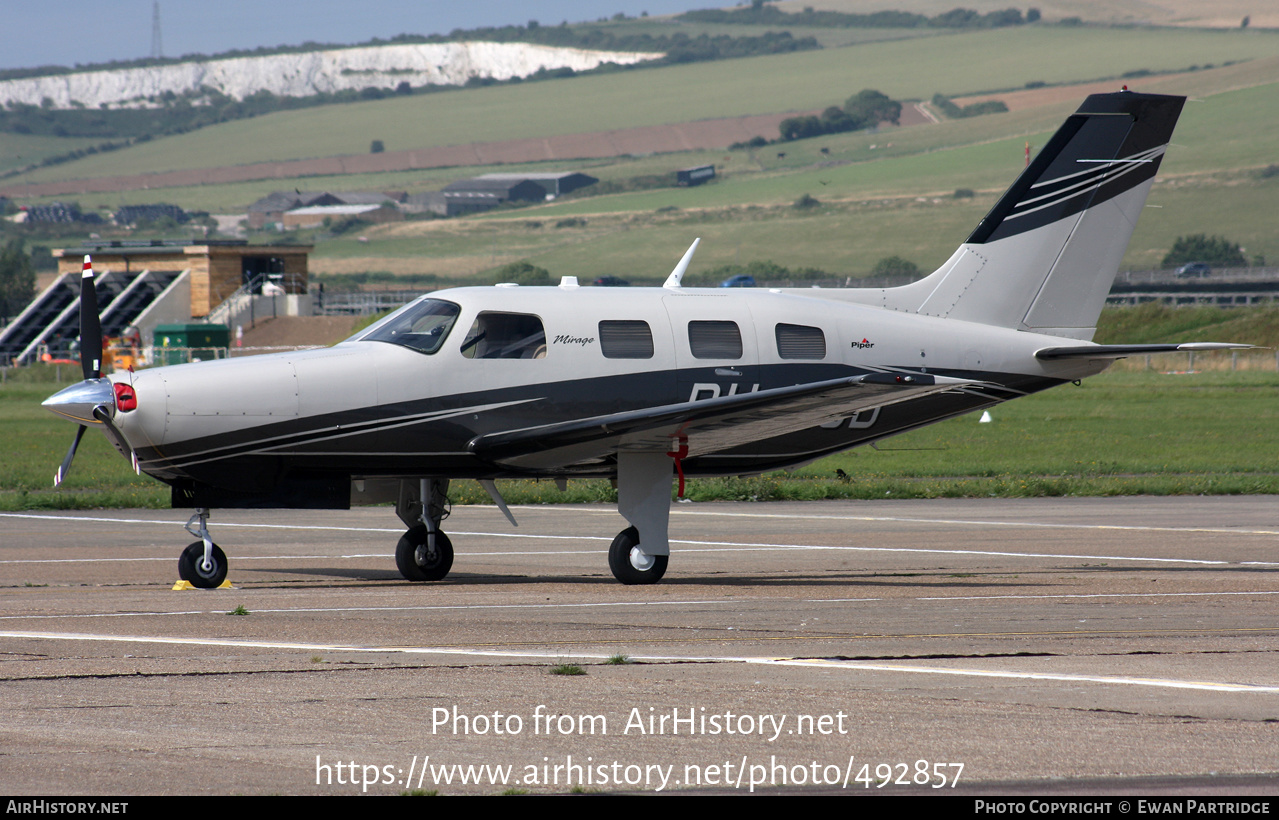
(1, 496), (1277, 795)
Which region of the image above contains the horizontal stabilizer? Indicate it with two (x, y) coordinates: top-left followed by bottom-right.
(1036, 342), (1254, 360)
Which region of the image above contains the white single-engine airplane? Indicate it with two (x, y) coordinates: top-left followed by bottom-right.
(43, 90), (1247, 587)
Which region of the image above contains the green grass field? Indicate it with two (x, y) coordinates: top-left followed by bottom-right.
(1098, 303), (1279, 346)
(806, 369), (1279, 480)
(0, 133), (104, 176)
(0, 376), (166, 510)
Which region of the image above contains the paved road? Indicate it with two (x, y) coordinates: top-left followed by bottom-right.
(1, 497), (1277, 795)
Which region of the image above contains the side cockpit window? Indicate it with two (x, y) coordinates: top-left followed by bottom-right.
(361, 299), (459, 354)
(460, 312), (547, 359)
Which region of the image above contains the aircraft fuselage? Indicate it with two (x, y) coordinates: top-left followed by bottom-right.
(109, 285), (1104, 508)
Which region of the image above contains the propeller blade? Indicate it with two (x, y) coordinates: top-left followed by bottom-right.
(80, 255), (102, 381)
(93, 405), (138, 474)
(54, 426), (87, 487)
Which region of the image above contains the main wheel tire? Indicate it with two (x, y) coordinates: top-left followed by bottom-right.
(396, 527), (454, 582)
(178, 541), (228, 589)
(608, 526), (668, 585)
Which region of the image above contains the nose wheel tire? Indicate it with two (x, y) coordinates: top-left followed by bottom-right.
(178, 541), (228, 589)
(396, 526), (454, 582)
(608, 526), (668, 585)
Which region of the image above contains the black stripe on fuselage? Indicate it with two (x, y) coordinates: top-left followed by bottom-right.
(137, 368), (682, 475)
(138, 364), (1062, 494)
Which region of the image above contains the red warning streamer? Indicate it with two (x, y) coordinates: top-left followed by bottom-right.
(667, 436), (689, 498)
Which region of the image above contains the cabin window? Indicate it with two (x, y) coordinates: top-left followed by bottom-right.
(599, 321), (654, 359)
(460, 312), (547, 359)
(775, 323), (826, 359)
(360, 298), (459, 355)
(688, 321), (742, 360)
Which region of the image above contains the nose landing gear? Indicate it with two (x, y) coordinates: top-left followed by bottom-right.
(178, 508), (227, 588)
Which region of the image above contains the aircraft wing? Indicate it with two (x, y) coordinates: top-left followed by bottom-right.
(1035, 342), (1254, 360)
(469, 372), (979, 471)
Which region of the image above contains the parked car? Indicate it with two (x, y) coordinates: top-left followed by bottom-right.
(1175, 262), (1211, 277)
(592, 276), (629, 287)
(719, 274), (756, 288)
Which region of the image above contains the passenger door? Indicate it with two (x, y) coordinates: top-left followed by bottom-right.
(662, 292), (760, 404)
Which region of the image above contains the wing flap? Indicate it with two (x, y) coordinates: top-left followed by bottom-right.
(469, 373), (978, 471)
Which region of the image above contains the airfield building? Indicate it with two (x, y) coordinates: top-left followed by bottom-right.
(53, 239), (310, 317)
(247, 192), (344, 229)
(440, 178), (548, 203)
(677, 165), (716, 186)
(472, 172), (598, 199)
(0, 240), (314, 366)
(282, 203), (404, 230)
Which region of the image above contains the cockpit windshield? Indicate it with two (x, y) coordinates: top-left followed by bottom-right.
(357, 298), (460, 355)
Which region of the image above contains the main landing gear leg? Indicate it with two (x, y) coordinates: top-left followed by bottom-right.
(610, 451), (672, 585)
(178, 507), (227, 589)
(395, 478), (454, 582)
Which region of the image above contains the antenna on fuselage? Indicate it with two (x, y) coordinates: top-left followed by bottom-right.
(663, 238), (701, 289)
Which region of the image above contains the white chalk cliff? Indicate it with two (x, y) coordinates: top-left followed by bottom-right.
(0, 42), (662, 109)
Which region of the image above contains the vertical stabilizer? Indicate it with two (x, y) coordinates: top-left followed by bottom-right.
(858, 91), (1184, 340)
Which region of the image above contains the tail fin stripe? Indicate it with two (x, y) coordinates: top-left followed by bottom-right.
(1028, 145), (1163, 192)
(1005, 147), (1165, 222)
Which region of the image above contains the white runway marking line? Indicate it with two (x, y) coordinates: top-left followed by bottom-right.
(0, 599), (748, 621)
(765, 659), (1279, 694)
(0, 512), (407, 534)
(6, 589), (1279, 622)
(4, 511), (1279, 567)
(668, 507), (1279, 537)
(817, 590), (1279, 604)
(3, 629), (1277, 694)
(0, 611), (209, 620)
(11, 508), (1279, 538)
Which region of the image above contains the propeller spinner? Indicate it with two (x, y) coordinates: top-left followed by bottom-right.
(42, 256), (139, 486)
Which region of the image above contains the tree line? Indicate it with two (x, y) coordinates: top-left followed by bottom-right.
(0, 239), (35, 325)
(682, 3), (1039, 29)
(778, 90), (901, 142)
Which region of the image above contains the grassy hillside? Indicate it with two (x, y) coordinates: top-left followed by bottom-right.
(517, 70), (1279, 216)
(0, 133), (105, 176)
(304, 176), (1279, 286)
(301, 63), (1279, 283)
(1097, 303), (1279, 347)
(5, 25), (1275, 186)
(2, 22), (1275, 298)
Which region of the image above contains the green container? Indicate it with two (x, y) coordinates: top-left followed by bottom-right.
(154, 323), (231, 365)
